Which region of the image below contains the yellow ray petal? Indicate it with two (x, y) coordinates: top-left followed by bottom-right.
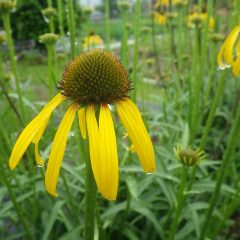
(217, 26), (240, 67)
(232, 57), (240, 77)
(116, 98), (156, 173)
(224, 26), (240, 64)
(78, 108), (87, 139)
(98, 104), (118, 200)
(9, 93), (66, 170)
(32, 116), (50, 166)
(86, 105), (100, 190)
(45, 103), (78, 197)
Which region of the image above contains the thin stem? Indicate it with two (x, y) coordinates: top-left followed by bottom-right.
(67, 0), (76, 59)
(168, 166), (188, 240)
(120, 10), (128, 69)
(104, 0), (110, 49)
(47, 44), (54, 98)
(47, 0), (54, 33)
(200, 72), (226, 149)
(84, 140), (97, 240)
(131, 0), (141, 102)
(57, 0), (63, 35)
(199, 103), (240, 240)
(2, 13), (25, 122)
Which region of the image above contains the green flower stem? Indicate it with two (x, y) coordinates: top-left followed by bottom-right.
(131, 0), (141, 103)
(57, 0), (64, 36)
(104, 0), (110, 50)
(84, 140), (97, 240)
(2, 13), (25, 122)
(85, 15), (91, 36)
(47, 44), (55, 98)
(57, 0), (66, 52)
(186, 71), (227, 192)
(67, 0), (76, 59)
(168, 166), (188, 240)
(47, 0), (54, 33)
(120, 10), (128, 69)
(150, 12), (161, 81)
(199, 102), (240, 240)
(200, 72), (226, 149)
(189, 27), (201, 143)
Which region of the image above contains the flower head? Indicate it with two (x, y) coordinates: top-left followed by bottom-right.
(217, 25), (240, 77)
(0, 0), (14, 15)
(82, 32), (104, 49)
(152, 11), (166, 25)
(39, 33), (59, 45)
(117, 0), (131, 12)
(174, 145), (205, 166)
(9, 49), (156, 200)
(42, 7), (56, 18)
(187, 12), (214, 30)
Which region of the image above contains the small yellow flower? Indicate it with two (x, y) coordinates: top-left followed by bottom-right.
(217, 25), (240, 77)
(9, 49), (156, 200)
(152, 11), (166, 25)
(187, 12), (214, 30)
(82, 32), (104, 49)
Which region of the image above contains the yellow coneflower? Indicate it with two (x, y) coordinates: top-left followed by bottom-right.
(217, 25), (240, 77)
(187, 12), (215, 30)
(152, 11), (166, 25)
(9, 49), (156, 200)
(82, 32), (104, 49)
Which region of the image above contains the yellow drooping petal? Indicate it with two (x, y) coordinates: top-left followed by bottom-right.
(45, 103), (78, 197)
(86, 105), (100, 190)
(232, 56), (240, 77)
(9, 93), (66, 170)
(78, 108), (86, 139)
(98, 104), (118, 200)
(217, 25), (240, 67)
(116, 98), (156, 173)
(32, 116), (50, 166)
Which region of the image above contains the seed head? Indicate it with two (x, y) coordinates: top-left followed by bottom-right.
(141, 26), (151, 34)
(0, 0), (14, 15)
(174, 145), (205, 166)
(117, 0), (131, 12)
(42, 7), (56, 18)
(82, 7), (93, 16)
(60, 49), (131, 105)
(210, 33), (225, 42)
(39, 33), (59, 45)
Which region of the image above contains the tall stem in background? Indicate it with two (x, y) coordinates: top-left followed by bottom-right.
(104, 0), (110, 49)
(47, 0), (54, 33)
(47, 44), (54, 98)
(120, 9), (128, 69)
(2, 13), (25, 122)
(67, 0), (76, 58)
(132, 0), (141, 102)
